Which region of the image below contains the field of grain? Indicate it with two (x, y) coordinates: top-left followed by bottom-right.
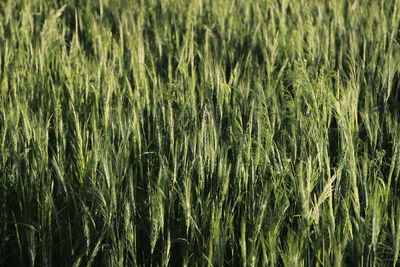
(0, 0), (399, 266)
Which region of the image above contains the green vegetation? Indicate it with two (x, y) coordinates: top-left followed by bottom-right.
(0, 0), (399, 266)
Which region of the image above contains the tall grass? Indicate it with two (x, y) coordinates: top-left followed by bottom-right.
(0, 0), (399, 266)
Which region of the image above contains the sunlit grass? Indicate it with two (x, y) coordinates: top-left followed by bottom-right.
(0, 0), (399, 266)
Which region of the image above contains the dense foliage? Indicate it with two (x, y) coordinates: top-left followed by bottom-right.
(0, 0), (399, 266)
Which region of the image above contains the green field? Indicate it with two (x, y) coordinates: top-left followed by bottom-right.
(0, 0), (399, 266)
